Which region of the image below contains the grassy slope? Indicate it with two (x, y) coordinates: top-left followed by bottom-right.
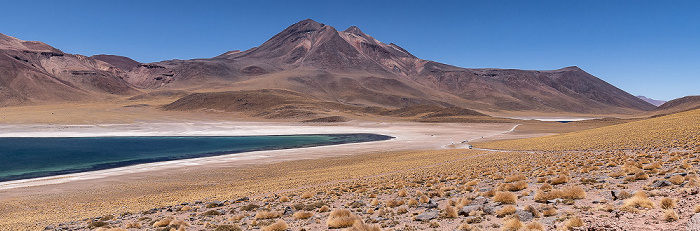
(477, 109), (700, 151)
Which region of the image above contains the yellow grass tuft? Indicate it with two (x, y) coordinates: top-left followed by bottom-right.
(664, 209), (679, 222)
(493, 191), (517, 204)
(523, 221), (545, 231)
(565, 216), (584, 230)
(255, 211), (281, 220)
(542, 207), (557, 217)
(444, 205), (458, 218)
(623, 191), (655, 209)
(293, 211), (314, 219)
(539, 183), (553, 192)
(301, 192), (313, 199)
(669, 175), (685, 185)
(327, 209), (360, 229)
(343, 220), (383, 231)
(505, 174), (526, 183)
(261, 219), (288, 231)
(419, 195), (430, 203)
(502, 217), (523, 231)
(319, 205), (330, 213)
(279, 196), (290, 202)
(153, 218), (172, 227)
(695, 205), (700, 213)
(661, 197), (676, 209)
(496, 205), (517, 217)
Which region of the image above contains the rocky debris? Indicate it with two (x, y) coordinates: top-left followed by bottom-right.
(470, 196), (488, 205)
(665, 172), (688, 179)
(414, 210), (439, 221)
(688, 213), (700, 231)
(459, 205), (482, 216)
(650, 180), (673, 188)
(514, 209), (534, 222)
(283, 206), (293, 215)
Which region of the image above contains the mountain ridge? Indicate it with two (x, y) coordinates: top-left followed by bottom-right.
(0, 19), (657, 117)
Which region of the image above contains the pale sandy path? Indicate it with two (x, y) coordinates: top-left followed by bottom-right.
(0, 121), (526, 192)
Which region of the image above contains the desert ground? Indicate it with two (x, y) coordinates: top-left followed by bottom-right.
(0, 104), (698, 230)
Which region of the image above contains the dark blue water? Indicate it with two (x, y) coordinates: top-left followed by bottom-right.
(0, 134), (392, 182)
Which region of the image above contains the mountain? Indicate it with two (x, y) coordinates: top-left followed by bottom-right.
(0, 33), (136, 106)
(653, 95), (700, 116)
(636, 95), (666, 107)
(0, 19), (656, 117)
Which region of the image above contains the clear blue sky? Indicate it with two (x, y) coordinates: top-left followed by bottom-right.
(1, 0), (698, 101)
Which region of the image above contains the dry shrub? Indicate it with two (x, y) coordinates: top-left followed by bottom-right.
(293, 211), (314, 219)
(549, 175), (569, 185)
(623, 191), (655, 209)
(397, 206), (408, 214)
(444, 205), (458, 218)
(407, 198), (418, 207)
(370, 198), (379, 206)
(661, 198), (676, 209)
(664, 209), (679, 222)
(125, 223), (141, 228)
(695, 205), (700, 213)
(153, 218), (172, 227)
(95, 228), (127, 231)
(215, 224), (242, 231)
(502, 217), (523, 231)
(344, 220), (382, 231)
(327, 209), (360, 228)
(419, 195), (430, 203)
(493, 191), (517, 204)
(429, 220), (440, 228)
(565, 216), (584, 230)
(505, 174), (526, 183)
(229, 214), (245, 222)
(255, 211), (281, 220)
(458, 223), (473, 231)
(398, 189), (408, 197)
(560, 185), (586, 199)
(539, 183), (553, 192)
(279, 196), (290, 202)
(386, 199), (404, 208)
(496, 205), (517, 217)
(261, 219), (288, 231)
(170, 219), (188, 227)
(618, 191), (632, 200)
(301, 192), (313, 199)
(501, 181), (528, 191)
(523, 221), (545, 231)
(319, 205), (330, 213)
(543, 207), (557, 217)
(669, 175), (685, 185)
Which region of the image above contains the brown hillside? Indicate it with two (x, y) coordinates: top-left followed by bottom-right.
(652, 95), (700, 116)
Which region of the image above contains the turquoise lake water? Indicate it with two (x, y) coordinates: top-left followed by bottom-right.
(0, 134), (392, 182)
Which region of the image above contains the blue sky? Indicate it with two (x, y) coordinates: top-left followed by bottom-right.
(1, 0), (698, 101)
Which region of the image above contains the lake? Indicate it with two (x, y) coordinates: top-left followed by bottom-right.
(0, 133), (392, 182)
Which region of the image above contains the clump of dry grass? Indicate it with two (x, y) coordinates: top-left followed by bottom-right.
(565, 216), (584, 230)
(549, 175), (569, 185)
(396, 206), (408, 214)
(542, 207), (557, 217)
(95, 228), (127, 231)
(444, 205), (458, 218)
(539, 183), (553, 192)
(664, 209), (679, 222)
(661, 197), (676, 209)
(255, 211), (281, 220)
(279, 196), (290, 202)
(534, 185), (585, 202)
(502, 217), (523, 231)
(300, 192), (313, 199)
(493, 191), (517, 204)
(669, 175), (685, 185)
(695, 205), (700, 213)
(202, 210), (222, 216)
(407, 198), (418, 207)
(125, 223), (141, 228)
(524, 204), (541, 218)
(386, 199), (404, 208)
(261, 219), (288, 231)
(344, 220), (382, 231)
(623, 191), (655, 209)
(496, 205), (516, 217)
(327, 209), (360, 228)
(293, 211), (314, 219)
(500, 181), (528, 191)
(523, 221), (544, 231)
(152, 218), (172, 227)
(505, 174), (526, 183)
(398, 189), (408, 197)
(214, 224), (242, 231)
(429, 220), (440, 228)
(419, 195), (430, 203)
(319, 205), (330, 213)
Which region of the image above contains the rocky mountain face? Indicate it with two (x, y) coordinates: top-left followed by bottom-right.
(0, 19), (656, 114)
(653, 95), (700, 116)
(0, 34), (136, 106)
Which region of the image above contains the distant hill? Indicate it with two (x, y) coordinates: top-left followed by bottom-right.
(636, 95), (666, 107)
(0, 19), (657, 119)
(653, 95), (700, 116)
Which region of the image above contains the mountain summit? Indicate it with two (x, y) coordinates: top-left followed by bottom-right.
(0, 19), (655, 115)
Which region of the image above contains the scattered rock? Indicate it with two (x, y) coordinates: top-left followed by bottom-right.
(650, 180), (673, 188)
(283, 206), (293, 215)
(665, 172), (687, 179)
(515, 209), (534, 222)
(482, 204), (496, 215)
(459, 205), (482, 216)
(470, 196), (488, 205)
(415, 210), (439, 221)
(687, 213), (700, 231)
